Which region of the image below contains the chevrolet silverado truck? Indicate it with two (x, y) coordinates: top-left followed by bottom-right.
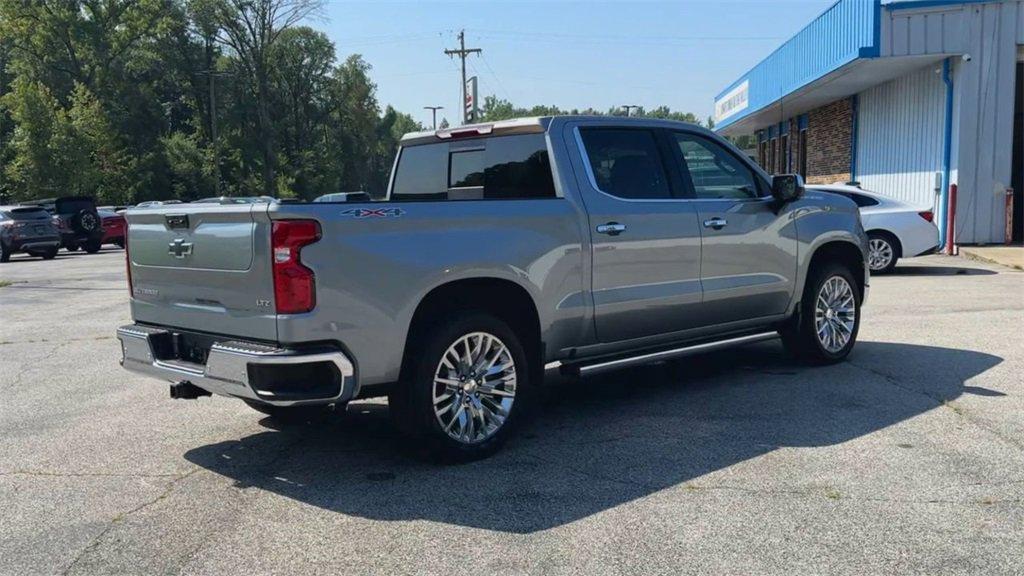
(117, 116), (869, 460)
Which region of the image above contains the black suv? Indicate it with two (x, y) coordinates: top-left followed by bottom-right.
(22, 196), (105, 253)
(0, 206), (61, 262)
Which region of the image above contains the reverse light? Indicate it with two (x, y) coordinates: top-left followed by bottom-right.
(918, 211), (934, 223)
(271, 220), (321, 314)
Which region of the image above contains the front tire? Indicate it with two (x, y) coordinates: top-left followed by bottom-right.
(0, 243), (9, 263)
(867, 232), (899, 274)
(780, 263), (861, 364)
(42, 248), (58, 260)
(83, 239), (102, 254)
(390, 311), (529, 461)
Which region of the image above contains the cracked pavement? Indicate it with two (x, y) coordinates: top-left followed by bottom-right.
(1, 249), (1022, 575)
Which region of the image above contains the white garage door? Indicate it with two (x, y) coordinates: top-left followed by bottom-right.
(855, 65), (946, 210)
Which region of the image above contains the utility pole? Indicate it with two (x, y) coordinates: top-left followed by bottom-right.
(622, 105), (641, 117)
(424, 106), (444, 130)
(444, 30), (481, 125)
(198, 70), (233, 195)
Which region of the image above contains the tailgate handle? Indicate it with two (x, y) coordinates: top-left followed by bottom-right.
(165, 214), (190, 229)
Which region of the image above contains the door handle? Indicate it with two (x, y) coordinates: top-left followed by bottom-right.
(596, 222), (627, 236)
(703, 217), (728, 230)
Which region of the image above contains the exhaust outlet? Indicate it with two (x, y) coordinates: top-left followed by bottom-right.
(169, 381), (212, 400)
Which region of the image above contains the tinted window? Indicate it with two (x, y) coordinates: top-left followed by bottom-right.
(837, 192), (879, 207)
(674, 133), (761, 200)
(579, 129), (671, 200)
(54, 198), (96, 214)
(6, 208), (51, 221)
(391, 134), (556, 201)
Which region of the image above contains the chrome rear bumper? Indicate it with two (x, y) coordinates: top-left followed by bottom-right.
(117, 324), (355, 406)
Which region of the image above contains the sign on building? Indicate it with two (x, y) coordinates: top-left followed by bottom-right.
(715, 80), (749, 124)
(465, 76), (478, 123)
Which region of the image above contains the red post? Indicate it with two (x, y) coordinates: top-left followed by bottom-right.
(1006, 188), (1014, 246)
(945, 183), (958, 255)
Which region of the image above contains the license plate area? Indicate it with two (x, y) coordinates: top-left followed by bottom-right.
(149, 330), (218, 366)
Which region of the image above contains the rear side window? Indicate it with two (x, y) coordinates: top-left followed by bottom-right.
(839, 192), (880, 207)
(391, 134), (556, 201)
(7, 208), (51, 221)
(578, 128), (672, 200)
(55, 198), (96, 214)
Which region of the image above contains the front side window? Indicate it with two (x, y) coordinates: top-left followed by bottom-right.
(578, 128), (671, 200)
(391, 134), (556, 201)
(673, 133), (762, 200)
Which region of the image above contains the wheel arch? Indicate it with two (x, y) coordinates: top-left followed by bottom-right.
(807, 240), (867, 297)
(400, 277), (544, 383)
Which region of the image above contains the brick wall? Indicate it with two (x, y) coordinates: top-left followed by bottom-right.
(805, 98), (852, 185)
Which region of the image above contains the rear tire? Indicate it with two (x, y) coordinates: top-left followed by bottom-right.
(0, 243), (9, 263)
(83, 239), (102, 254)
(65, 244), (79, 252)
(780, 262), (861, 365)
(867, 231), (899, 274)
(389, 311), (530, 462)
(42, 248), (58, 260)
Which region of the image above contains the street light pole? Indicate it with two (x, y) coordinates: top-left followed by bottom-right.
(198, 69), (233, 196)
(424, 106), (444, 130)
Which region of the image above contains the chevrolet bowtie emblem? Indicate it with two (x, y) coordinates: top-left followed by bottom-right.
(168, 238), (194, 258)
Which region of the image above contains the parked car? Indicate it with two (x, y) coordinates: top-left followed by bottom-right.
(134, 200), (184, 209)
(0, 205), (60, 262)
(117, 116), (869, 460)
(313, 192), (371, 203)
(811, 184), (939, 274)
(21, 196), (105, 253)
(99, 209), (126, 248)
(193, 196), (273, 204)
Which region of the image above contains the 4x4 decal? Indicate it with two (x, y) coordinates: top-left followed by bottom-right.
(341, 208), (405, 218)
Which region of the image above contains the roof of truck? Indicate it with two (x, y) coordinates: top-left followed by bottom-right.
(399, 115), (708, 146)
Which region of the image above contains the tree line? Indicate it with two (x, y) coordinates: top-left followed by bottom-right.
(0, 1), (710, 205)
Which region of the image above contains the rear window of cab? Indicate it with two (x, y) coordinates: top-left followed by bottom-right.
(390, 133), (556, 201)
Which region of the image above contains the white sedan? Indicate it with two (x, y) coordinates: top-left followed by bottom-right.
(811, 184), (940, 274)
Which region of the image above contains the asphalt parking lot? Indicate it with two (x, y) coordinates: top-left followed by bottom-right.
(1, 249), (1022, 575)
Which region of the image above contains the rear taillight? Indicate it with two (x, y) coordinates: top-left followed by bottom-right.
(125, 232), (133, 295)
(271, 220), (320, 314)
(918, 211), (934, 222)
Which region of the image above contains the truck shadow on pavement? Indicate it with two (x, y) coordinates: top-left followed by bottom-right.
(184, 340), (1002, 534)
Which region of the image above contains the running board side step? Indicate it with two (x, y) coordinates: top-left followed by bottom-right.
(554, 331), (779, 377)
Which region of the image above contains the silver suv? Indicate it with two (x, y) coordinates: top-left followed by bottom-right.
(117, 116), (869, 460)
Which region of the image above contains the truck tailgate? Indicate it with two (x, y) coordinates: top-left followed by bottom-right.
(126, 204), (278, 342)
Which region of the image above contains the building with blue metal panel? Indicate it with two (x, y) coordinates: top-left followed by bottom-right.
(715, 0), (1024, 245)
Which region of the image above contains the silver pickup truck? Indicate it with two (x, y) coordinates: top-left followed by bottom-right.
(118, 116), (869, 459)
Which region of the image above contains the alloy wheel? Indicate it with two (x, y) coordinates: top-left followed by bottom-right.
(814, 275), (856, 353)
(432, 331), (517, 444)
(868, 238), (893, 271)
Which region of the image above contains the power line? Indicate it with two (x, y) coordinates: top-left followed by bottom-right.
(444, 29), (482, 125)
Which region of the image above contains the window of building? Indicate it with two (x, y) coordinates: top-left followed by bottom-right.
(798, 129), (808, 177)
(578, 128), (672, 200)
(780, 133), (789, 173)
(673, 132), (762, 200)
(391, 134), (556, 201)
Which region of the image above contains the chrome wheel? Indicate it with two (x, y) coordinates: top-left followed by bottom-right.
(868, 238), (894, 271)
(815, 275), (856, 353)
(432, 331), (516, 444)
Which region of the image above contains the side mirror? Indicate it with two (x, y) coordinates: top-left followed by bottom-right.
(771, 174), (805, 203)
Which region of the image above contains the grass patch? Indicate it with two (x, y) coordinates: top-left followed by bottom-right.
(824, 488), (842, 500)
(0, 280), (13, 288)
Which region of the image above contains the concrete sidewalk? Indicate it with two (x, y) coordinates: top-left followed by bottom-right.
(959, 245), (1024, 271)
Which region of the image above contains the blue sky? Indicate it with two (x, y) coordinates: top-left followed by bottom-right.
(318, 1), (836, 127)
